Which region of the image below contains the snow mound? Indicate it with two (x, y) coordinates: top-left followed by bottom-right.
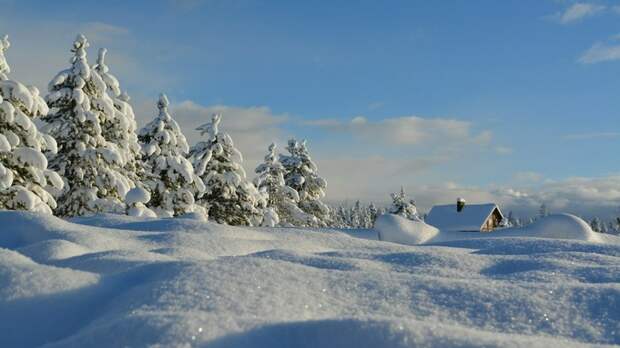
(17, 239), (91, 263)
(520, 213), (602, 242)
(207, 318), (587, 348)
(0, 248), (99, 301)
(376, 213), (604, 245)
(375, 214), (439, 245)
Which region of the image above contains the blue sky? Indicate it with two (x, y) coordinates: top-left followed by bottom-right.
(1, 0), (619, 218)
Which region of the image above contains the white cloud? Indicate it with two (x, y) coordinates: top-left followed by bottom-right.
(555, 3), (606, 24)
(79, 22), (130, 43)
(563, 131), (620, 140)
(513, 171), (543, 183)
(495, 146), (513, 155)
(319, 156), (450, 204)
(0, 16), (171, 96)
(368, 101), (385, 110)
(306, 115), (491, 147)
(579, 41), (620, 64)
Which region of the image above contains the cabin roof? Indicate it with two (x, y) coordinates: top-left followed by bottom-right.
(425, 203), (503, 232)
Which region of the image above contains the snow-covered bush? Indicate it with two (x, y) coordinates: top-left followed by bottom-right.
(0, 34), (64, 214)
(280, 138), (330, 226)
(92, 48), (144, 187)
(388, 187), (420, 221)
(125, 187), (157, 218)
(138, 94), (205, 217)
(188, 113), (265, 226)
(254, 143), (317, 227)
(42, 34), (132, 216)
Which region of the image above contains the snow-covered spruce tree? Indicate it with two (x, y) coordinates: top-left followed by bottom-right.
(539, 203), (549, 218)
(138, 94), (205, 217)
(189, 113), (265, 226)
(280, 138), (330, 226)
(368, 202), (378, 227)
(92, 48), (144, 186)
(254, 143), (318, 227)
(388, 187), (420, 221)
(331, 205), (348, 228)
(42, 34), (133, 216)
(0, 35), (64, 213)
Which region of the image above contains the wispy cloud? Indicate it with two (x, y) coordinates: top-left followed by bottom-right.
(563, 131), (620, 140)
(579, 39), (620, 64)
(305, 115), (491, 147)
(368, 101), (385, 111)
(513, 171), (543, 183)
(0, 15), (176, 96)
(495, 146), (513, 155)
(79, 22), (130, 43)
(554, 3), (606, 24)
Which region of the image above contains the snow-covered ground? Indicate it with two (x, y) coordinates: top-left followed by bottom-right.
(1, 211), (619, 347)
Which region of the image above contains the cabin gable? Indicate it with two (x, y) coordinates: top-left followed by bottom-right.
(480, 208), (503, 232)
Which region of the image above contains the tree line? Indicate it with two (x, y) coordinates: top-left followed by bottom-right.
(0, 34), (335, 227)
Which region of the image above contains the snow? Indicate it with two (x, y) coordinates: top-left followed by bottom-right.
(375, 214), (439, 245)
(13, 146), (48, 169)
(125, 186), (150, 205)
(0, 133), (10, 151)
(0, 210), (619, 347)
(377, 213), (605, 245)
(426, 203), (500, 232)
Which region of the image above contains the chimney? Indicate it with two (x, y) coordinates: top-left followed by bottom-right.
(457, 198), (466, 212)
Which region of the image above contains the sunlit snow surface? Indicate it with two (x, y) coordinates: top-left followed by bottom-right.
(0, 211), (619, 347)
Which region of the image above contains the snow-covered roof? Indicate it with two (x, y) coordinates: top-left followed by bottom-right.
(425, 203), (502, 232)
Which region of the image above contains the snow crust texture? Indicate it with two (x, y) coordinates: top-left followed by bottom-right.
(0, 210), (619, 347)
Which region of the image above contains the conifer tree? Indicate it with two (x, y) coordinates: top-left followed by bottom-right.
(254, 143), (317, 227)
(327, 204), (347, 228)
(590, 217), (602, 232)
(539, 203), (549, 218)
(280, 138), (330, 226)
(0, 35), (64, 213)
(189, 113), (265, 226)
(42, 34), (131, 216)
(138, 94), (205, 217)
(92, 48), (144, 187)
(351, 200), (362, 227)
(389, 187), (420, 221)
(368, 202), (379, 227)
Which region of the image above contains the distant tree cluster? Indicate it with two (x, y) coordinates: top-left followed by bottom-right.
(589, 216), (620, 235)
(329, 187), (423, 229)
(329, 201), (383, 229)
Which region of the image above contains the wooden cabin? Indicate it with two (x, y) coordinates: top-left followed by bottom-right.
(425, 199), (504, 232)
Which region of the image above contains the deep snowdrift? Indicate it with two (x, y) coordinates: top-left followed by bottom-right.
(375, 213), (607, 245)
(0, 211), (619, 347)
(375, 214), (439, 244)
